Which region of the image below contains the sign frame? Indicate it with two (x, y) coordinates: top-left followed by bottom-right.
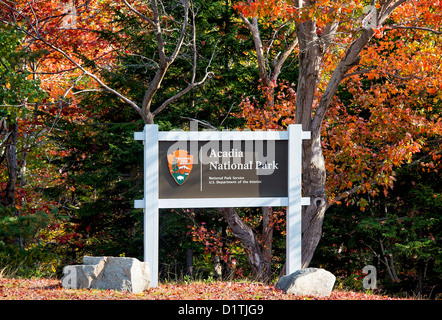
(135, 124), (310, 287)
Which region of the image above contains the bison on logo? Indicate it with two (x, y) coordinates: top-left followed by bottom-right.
(167, 149), (193, 185)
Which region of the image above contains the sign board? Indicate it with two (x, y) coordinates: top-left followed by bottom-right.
(134, 124), (310, 287)
(159, 140), (288, 199)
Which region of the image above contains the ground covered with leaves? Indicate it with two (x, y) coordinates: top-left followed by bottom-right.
(0, 278), (411, 300)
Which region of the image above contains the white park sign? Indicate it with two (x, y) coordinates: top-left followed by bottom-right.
(134, 123), (310, 287)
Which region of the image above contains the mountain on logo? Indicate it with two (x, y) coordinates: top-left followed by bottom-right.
(167, 149), (193, 185)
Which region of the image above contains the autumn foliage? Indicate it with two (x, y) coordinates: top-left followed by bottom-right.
(239, 0), (442, 207)
(2, 0), (118, 100)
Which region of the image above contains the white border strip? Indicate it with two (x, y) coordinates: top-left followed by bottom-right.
(287, 124), (303, 274)
(136, 127), (310, 142)
(134, 131), (311, 141)
(159, 197), (286, 208)
(144, 125), (159, 287)
(158, 130), (288, 141)
(136, 197), (310, 209)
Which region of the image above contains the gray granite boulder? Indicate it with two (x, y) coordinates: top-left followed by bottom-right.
(62, 256), (150, 293)
(276, 268), (336, 297)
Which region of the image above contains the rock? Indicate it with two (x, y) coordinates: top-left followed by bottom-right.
(276, 268), (336, 297)
(62, 256), (151, 293)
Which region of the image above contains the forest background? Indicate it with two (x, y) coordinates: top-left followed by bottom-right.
(0, 0), (440, 299)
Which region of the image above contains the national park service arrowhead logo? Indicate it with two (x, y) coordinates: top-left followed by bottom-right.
(167, 149), (193, 185)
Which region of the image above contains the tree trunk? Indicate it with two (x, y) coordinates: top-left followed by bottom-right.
(2, 120), (22, 247)
(294, 11), (375, 267)
(415, 260), (427, 296)
(300, 134), (328, 268)
(217, 207), (271, 281)
(214, 255), (222, 280)
(142, 111), (155, 125)
(4, 121), (18, 208)
(186, 248), (193, 277)
(262, 206), (273, 272)
(294, 18), (328, 268)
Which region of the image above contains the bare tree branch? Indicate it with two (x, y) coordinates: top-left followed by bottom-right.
(122, 0), (156, 28)
(343, 67), (375, 78)
(382, 0), (409, 19)
(328, 184), (365, 208)
(272, 36), (298, 81)
(388, 25), (442, 35)
(150, 1), (214, 118)
(140, 0), (190, 122)
(37, 35), (143, 115)
(239, 12), (298, 94)
(239, 14), (270, 85)
(152, 70), (213, 116)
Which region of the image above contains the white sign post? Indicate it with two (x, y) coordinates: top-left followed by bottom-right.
(135, 124), (310, 287)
